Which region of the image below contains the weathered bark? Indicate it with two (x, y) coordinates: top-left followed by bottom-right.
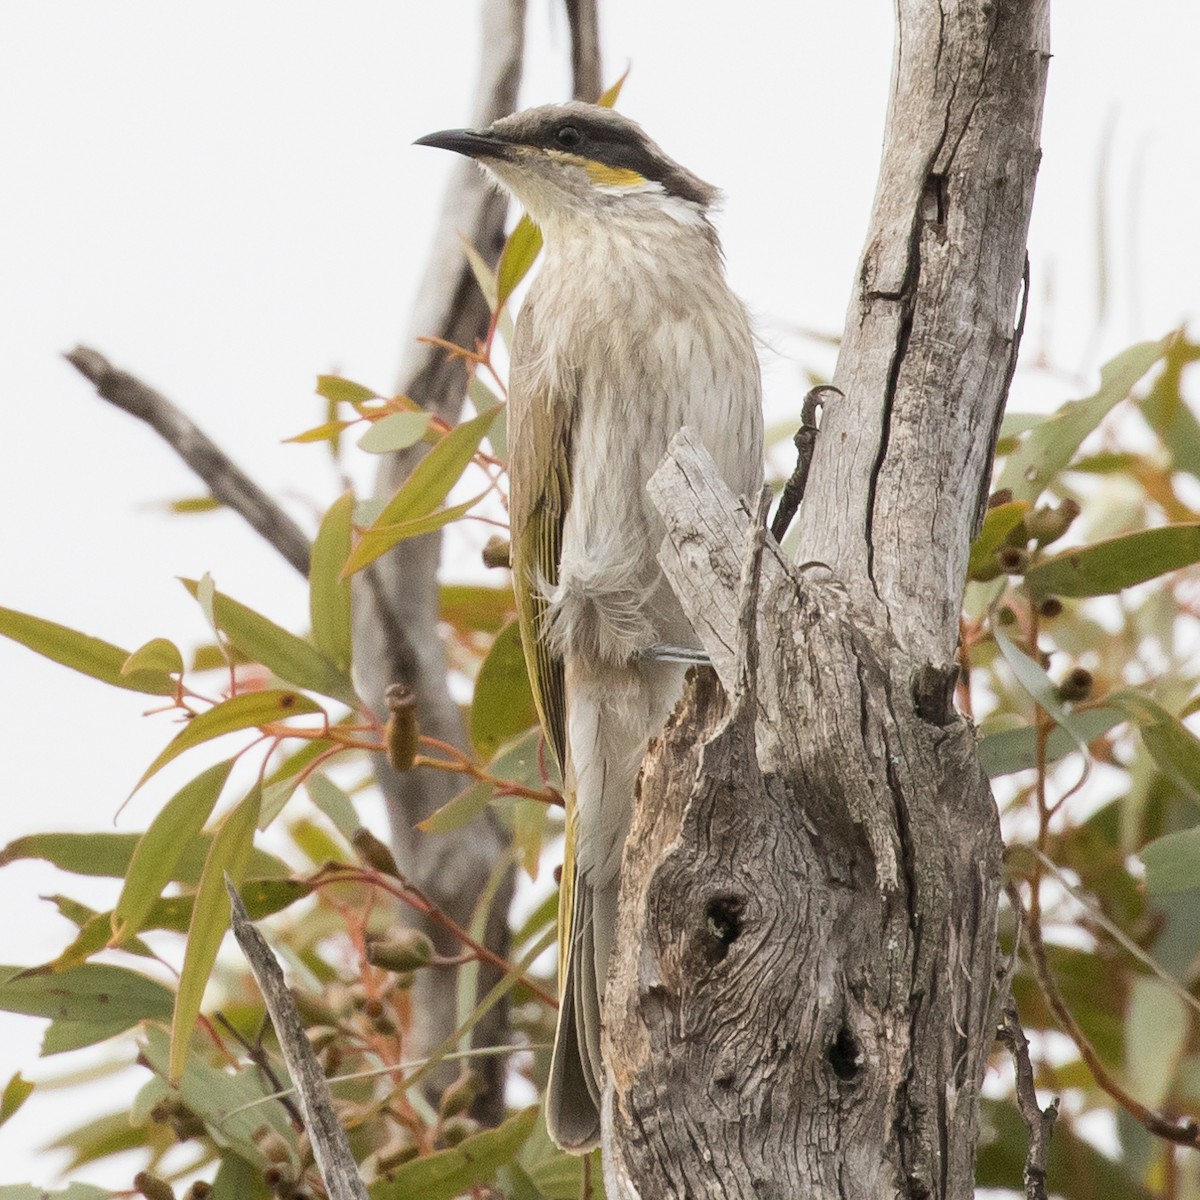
(604, 2), (1049, 1197)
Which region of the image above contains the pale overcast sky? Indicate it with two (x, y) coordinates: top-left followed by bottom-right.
(0, 2), (1197, 1188)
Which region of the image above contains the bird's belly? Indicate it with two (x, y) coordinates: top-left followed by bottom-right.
(547, 338), (761, 669)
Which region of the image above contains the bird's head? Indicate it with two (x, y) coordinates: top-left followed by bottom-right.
(415, 102), (717, 230)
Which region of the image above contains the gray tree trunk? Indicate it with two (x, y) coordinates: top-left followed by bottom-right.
(603, 2), (1050, 1196)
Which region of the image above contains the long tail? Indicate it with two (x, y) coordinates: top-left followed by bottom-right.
(544, 658), (687, 1151)
(546, 870), (604, 1150)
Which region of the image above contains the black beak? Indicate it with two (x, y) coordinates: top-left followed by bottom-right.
(414, 128), (512, 161)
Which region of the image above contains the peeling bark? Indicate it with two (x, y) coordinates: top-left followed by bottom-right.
(603, 2), (1049, 1196)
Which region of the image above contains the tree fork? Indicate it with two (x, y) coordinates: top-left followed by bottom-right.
(603, 2), (1050, 1197)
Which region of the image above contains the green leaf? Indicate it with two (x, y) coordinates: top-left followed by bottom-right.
(991, 626), (1101, 757)
(0, 962), (173, 1054)
(1106, 690), (1200, 803)
(597, 66), (629, 108)
(141, 1025), (295, 1170)
(498, 1161), (550, 1200)
(284, 418), (353, 445)
(0, 831), (288, 882)
(513, 797), (549, 881)
(1144, 831), (1200, 897)
(496, 215), (543, 311)
(357, 411), (434, 454)
(995, 336), (1171, 502)
(417, 781), (492, 835)
(1127, 975), (1189, 1108)
(306, 773), (359, 841)
(260, 735), (337, 827)
(468, 378), (508, 458)
(211, 1153), (274, 1200)
(369, 1106), (537, 1200)
(0, 1073), (33, 1128)
(1141, 336), (1200, 478)
(134, 690), (323, 794)
(440, 584), (515, 634)
(170, 785), (262, 1082)
(122, 637), (184, 677)
(128, 878), (309, 935)
(471, 621), (539, 759)
(371, 406), (498, 530)
(112, 759), (235, 944)
(316, 375), (380, 405)
(491, 726), (561, 793)
(36, 881), (307, 974)
(309, 491), (355, 672)
(996, 410), (1045, 440)
(459, 234), (499, 309)
(977, 707), (1125, 778)
(1025, 522), (1200, 599)
(344, 492), (487, 576)
(0, 605), (175, 696)
(168, 495), (223, 514)
(181, 578), (353, 703)
(967, 500), (1029, 578)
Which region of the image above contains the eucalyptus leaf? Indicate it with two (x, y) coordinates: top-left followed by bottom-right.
(170, 786), (262, 1082)
(309, 491), (355, 672)
(0, 606), (174, 696)
(995, 336), (1171, 502)
(1025, 522), (1200, 599)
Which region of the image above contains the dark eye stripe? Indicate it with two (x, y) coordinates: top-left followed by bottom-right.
(539, 114), (709, 205)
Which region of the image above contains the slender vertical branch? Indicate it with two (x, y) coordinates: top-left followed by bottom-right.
(352, 0), (527, 1125)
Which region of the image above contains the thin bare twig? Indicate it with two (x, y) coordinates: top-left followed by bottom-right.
(997, 994), (1058, 1200)
(226, 877), (369, 1200)
(1006, 880), (1200, 1148)
(65, 346), (312, 577)
(565, 0), (602, 101)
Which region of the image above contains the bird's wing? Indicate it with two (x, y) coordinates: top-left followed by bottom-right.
(507, 298), (572, 776)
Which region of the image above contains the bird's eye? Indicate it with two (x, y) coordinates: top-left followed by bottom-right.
(555, 125), (583, 148)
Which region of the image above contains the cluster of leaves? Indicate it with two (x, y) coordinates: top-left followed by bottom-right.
(0, 206), (591, 1197)
(0, 77), (640, 1200)
(959, 334), (1200, 1197)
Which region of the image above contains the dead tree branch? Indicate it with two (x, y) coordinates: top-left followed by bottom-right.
(227, 878), (369, 1200)
(352, 0), (527, 1126)
(604, 3), (1049, 1197)
(997, 995), (1058, 1200)
(65, 345), (311, 577)
(565, 0), (602, 101)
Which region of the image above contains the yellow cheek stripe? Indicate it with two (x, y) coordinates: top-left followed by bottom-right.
(581, 161), (647, 188)
(546, 149), (648, 189)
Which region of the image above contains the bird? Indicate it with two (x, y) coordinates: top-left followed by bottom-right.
(416, 102), (763, 1151)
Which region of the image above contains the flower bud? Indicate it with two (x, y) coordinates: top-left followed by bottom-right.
(134, 1174), (175, 1200)
(367, 929), (435, 973)
(1025, 498), (1081, 547)
(482, 536), (511, 569)
(384, 684), (419, 772)
(997, 547), (1029, 575)
(1056, 667), (1093, 703)
(352, 828), (403, 879)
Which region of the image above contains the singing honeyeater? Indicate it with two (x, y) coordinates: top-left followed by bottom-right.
(417, 103), (763, 1150)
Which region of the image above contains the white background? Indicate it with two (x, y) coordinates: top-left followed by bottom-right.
(0, 1), (1197, 1188)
